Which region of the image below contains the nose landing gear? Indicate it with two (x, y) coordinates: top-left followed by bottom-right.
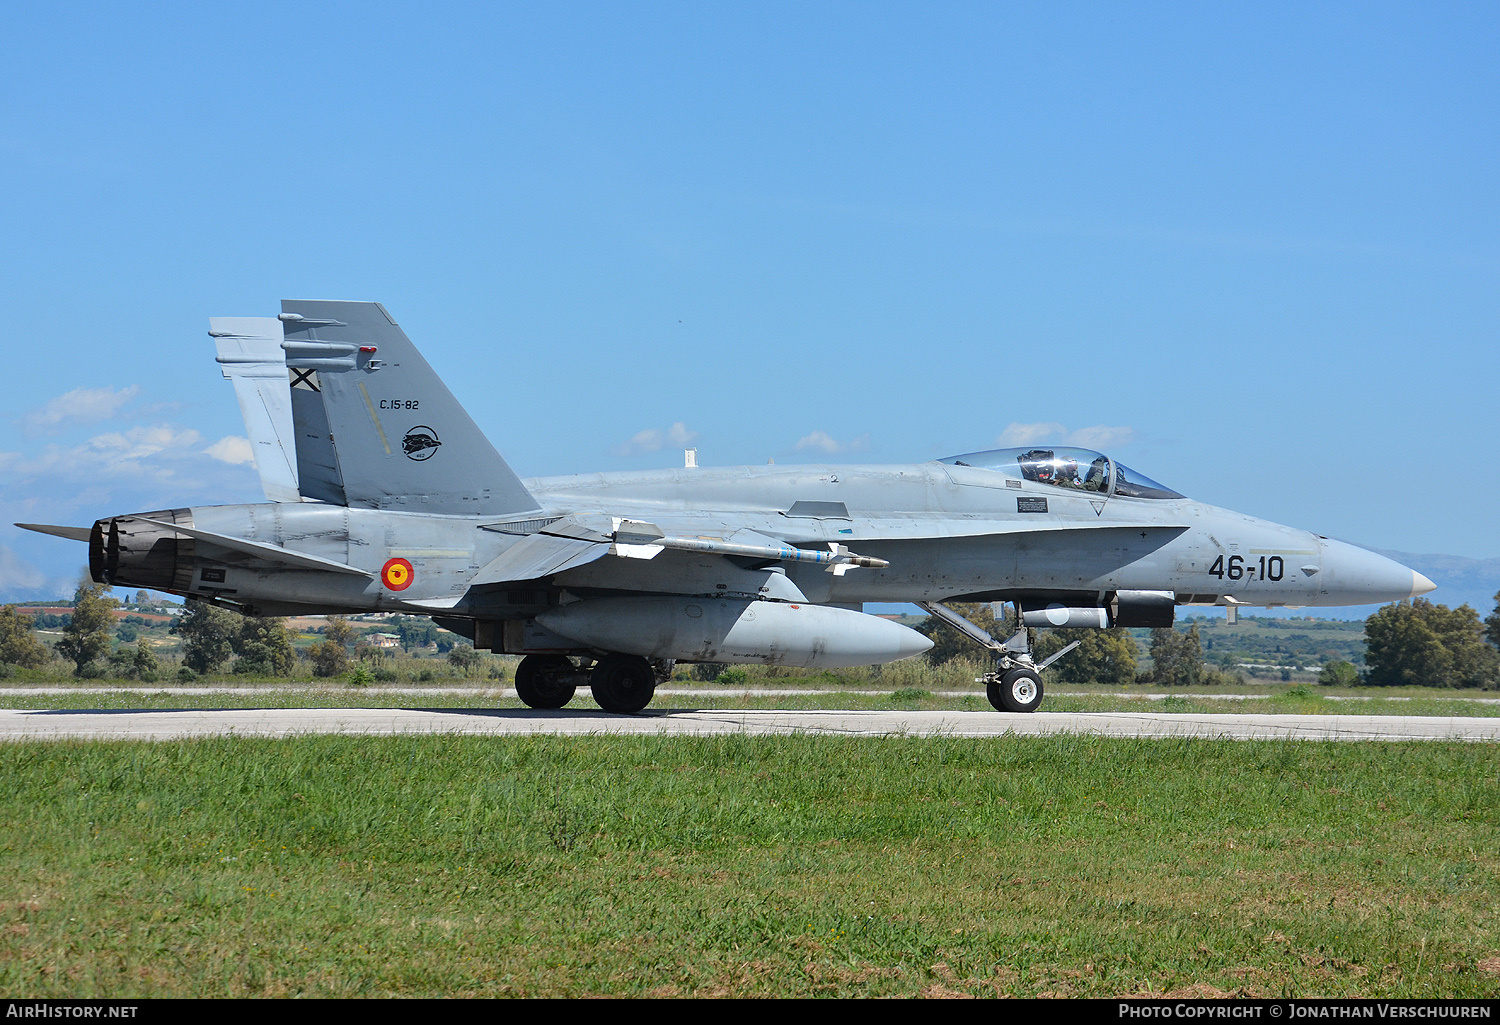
(988, 667), (1044, 713)
(917, 601), (1078, 713)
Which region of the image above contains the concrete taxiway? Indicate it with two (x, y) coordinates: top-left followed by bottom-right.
(0, 706), (1495, 742)
(5, 686), (1498, 703)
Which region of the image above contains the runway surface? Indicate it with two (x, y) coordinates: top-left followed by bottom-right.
(0, 706), (1496, 742)
(3, 686), (1497, 703)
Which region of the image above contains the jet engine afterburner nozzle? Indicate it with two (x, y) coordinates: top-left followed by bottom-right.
(89, 508), (196, 592)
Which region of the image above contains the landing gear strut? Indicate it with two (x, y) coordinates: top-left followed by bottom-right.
(917, 601), (1077, 713)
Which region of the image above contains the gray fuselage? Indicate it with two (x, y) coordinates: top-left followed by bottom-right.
(167, 459), (1426, 618)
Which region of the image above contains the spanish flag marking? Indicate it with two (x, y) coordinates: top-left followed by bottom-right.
(382, 558), (414, 591)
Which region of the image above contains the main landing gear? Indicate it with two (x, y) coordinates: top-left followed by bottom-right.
(916, 601), (1077, 714)
(513, 654), (674, 714)
(512, 655), (580, 709)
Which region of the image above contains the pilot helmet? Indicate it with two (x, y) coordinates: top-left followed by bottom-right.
(1018, 449), (1055, 481)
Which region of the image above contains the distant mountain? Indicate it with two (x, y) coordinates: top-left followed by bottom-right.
(1375, 549), (1500, 618)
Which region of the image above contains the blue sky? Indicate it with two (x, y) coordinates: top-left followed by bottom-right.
(1, 2), (1496, 603)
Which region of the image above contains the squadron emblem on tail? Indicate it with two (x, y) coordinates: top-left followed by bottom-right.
(402, 426), (441, 460)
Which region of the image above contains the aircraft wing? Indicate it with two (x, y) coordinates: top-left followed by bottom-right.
(469, 514), (1192, 592)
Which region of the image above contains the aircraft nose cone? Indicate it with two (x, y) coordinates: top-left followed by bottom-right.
(1318, 539), (1435, 604)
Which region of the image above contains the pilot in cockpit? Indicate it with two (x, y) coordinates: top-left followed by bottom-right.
(1085, 456), (1110, 492)
(1017, 448), (1111, 492)
(1017, 449), (1055, 483)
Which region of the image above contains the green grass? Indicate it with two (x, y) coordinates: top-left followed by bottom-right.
(0, 734), (1496, 997)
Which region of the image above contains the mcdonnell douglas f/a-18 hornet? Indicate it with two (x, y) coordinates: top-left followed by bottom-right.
(19, 301), (1435, 714)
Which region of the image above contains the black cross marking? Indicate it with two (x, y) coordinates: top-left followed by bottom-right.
(290, 368), (320, 392)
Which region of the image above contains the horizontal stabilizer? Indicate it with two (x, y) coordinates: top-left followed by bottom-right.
(134, 518), (372, 577)
(15, 523), (91, 543)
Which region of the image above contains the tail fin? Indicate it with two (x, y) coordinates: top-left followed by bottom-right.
(279, 300), (541, 517)
(210, 317), (303, 504)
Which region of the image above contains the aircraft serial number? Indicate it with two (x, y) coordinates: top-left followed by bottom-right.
(1209, 554), (1284, 582)
(379, 400), (420, 410)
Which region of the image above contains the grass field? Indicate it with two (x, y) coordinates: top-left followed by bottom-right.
(0, 733), (1496, 997)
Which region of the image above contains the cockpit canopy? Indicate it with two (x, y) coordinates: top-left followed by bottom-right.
(937, 446), (1183, 500)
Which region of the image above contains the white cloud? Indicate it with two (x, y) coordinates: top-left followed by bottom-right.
(997, 422), (1065, 446)
(204, 436), (255, 465)
(1064, 425), (1136, 449)
(996, 422), (1135, 450)
(21, 385), (140, 435)
(623, 428), (664, 453)
(0, 545), (48, 594)
(0, 424), (231, 489)
(614, 422), (700, 457)
(85, 424), (203, 459)
(0, 546), (77, 603)
(793, 431), (871, 456)
(794, 430), (843, 454)
(0, 421), (267, 601)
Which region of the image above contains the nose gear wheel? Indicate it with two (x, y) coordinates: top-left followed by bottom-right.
(987, 667), (1043, 713)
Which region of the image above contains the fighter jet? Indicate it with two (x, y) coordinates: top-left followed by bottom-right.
(18, 301), (1435, 714)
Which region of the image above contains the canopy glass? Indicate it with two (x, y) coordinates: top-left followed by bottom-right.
(938, 446), (1183, 500)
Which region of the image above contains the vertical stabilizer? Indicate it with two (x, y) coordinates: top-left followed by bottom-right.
(279, 300), (541, 516)
(286, 354), (347, 506)
(209, 317), (303, 504)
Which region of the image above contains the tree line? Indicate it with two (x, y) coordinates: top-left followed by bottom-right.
(0, 582), (488, 681)
(1323, 597), (1500, 689)
(3, 583), (1499, 688)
